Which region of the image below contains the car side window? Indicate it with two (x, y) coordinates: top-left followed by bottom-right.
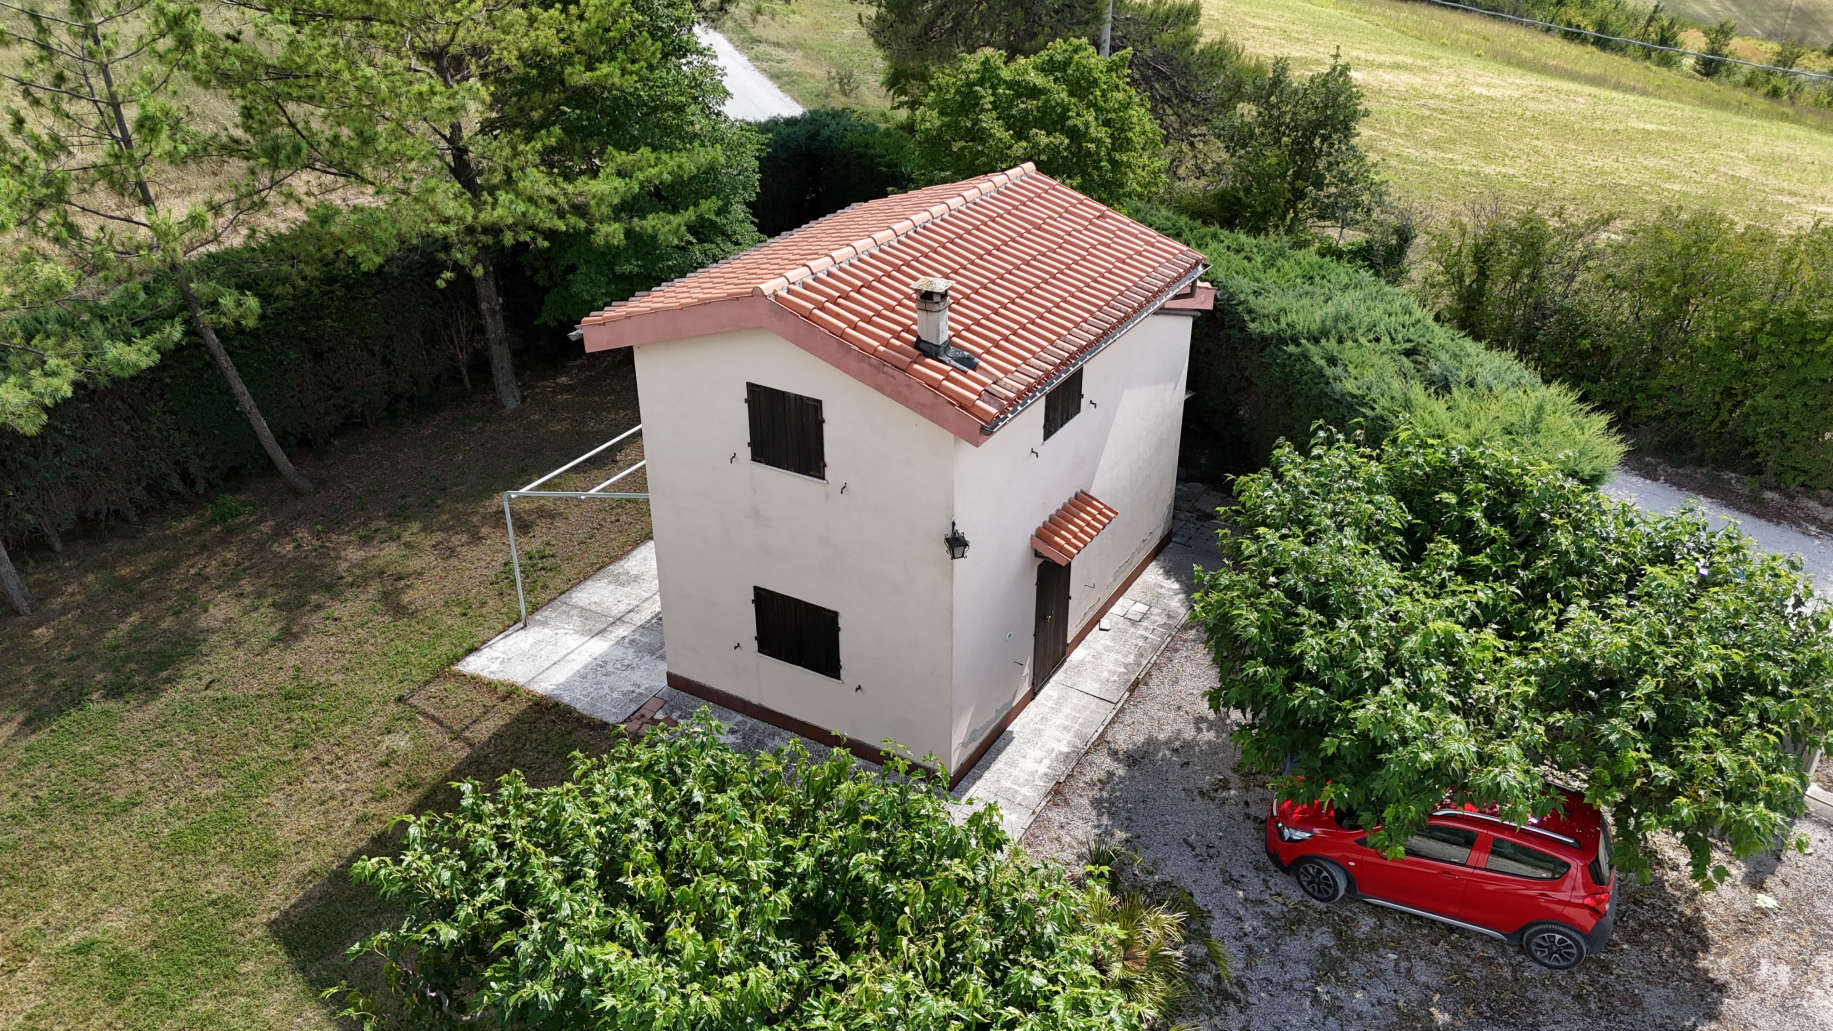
(1402, 825), (1478, 865)
(1485, 838), (1570, 880)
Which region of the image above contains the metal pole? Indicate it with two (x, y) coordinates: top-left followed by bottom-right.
(504, 492), (529, 626)
(585, 460), (647, 495)
(1100, 0), (1113, 57)
(519, 424), (643, 492)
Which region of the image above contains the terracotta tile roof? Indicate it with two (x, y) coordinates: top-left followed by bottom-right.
(1032, 491), (1118, 565)
(579, 164), (1207, 435)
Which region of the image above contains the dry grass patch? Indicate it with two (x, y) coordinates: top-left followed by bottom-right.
(717, 0), (1833, 223)
(0, 355), (652, 1030)
(717, 0), (892, 110)
(1205, 0), (1833, 223)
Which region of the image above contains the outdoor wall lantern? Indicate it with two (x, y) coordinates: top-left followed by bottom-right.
(945, 522), (971, 560)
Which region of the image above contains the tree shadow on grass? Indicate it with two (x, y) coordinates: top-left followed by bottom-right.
(1074, 705), (1731, 1031)
(0, 357), (647, 747)
(269, 686), (624, 1025)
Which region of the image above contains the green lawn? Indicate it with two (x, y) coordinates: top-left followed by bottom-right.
(724, 0), (1833, 223)
(0, 358), (650, 1029)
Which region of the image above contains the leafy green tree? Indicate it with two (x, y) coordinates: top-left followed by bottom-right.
(1188, 57), (1384, 234)
(1195, 429), (1833, 886)
(1772, 38), (1809, 71)
(336, 711), (1187, 1029)
(1699, 19), (1738, 77)
(0, 0), (316, 493)
(1424, 204), (1614, 359)
(228, 0), (754, 408)
(911, 39), (1166, 206)
(1106, 0), (1257, 183)
(855, 0), (1100, 104)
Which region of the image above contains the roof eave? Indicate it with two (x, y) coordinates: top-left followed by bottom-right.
(979, 259), (1210, 437)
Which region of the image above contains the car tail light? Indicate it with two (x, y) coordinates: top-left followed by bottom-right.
(1581, 891), (1610, 917)
(1275, 821), (1313, 843)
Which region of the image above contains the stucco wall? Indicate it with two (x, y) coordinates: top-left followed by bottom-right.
(633, 329), (958, 764)
(946, 313), (1194, 770)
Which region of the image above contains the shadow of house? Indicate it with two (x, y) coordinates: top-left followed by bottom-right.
(1073, 681), (1730, 1031)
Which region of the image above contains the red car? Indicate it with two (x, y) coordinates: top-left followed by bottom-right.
(1265, 788), (1616, 969)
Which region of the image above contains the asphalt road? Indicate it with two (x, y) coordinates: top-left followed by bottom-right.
(1601, 469), (1832, 601)
(694, 24), (803, 122)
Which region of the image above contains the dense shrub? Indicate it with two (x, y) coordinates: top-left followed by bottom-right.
(1424, 206), (1833, 487)
(0, 234), (531, 545)
(1134, 207), (1622, 483)
(1176, 58), (1386, 236)
(750, 109), (915, 237)
(1194, 429), (1833, 885)
(336, 712), (1189, 1029)
(911, 39), (1167, 206)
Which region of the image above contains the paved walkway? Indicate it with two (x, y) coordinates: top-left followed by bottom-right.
(455, 503), (1227, 839)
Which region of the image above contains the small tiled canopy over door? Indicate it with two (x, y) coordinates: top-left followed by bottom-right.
(754, 586), (841, 679)
(746, 383), (826, 478)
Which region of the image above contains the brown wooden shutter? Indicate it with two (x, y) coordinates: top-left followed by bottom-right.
(746, 382), (825, 478)
(753, 586), (841, 679)
(1042, 368), (1083, 440)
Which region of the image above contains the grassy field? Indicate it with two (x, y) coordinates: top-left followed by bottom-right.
(0, 358), (650, 1029)
(725, 0), (1833, 223)
(1664, 0), (1833, 43)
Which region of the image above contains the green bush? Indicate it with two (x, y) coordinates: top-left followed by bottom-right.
(336, 712), (1189, 1030)
(1133, 207), (1623, 483)
(1194, 429), (1833, 885)
(750, 109), (915, 237)
(1424, 205), (1833, 487)
(911, 39), (1167, 207)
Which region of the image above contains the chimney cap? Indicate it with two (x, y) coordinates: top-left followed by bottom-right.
(912, 275), (953, 297)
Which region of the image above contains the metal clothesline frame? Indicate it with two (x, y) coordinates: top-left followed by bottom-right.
(502, 424), (649, 626)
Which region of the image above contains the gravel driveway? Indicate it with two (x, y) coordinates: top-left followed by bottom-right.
(1024, 625), (1833, 1031)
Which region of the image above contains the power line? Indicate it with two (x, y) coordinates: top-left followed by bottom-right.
(1414, 0), (1833, 83)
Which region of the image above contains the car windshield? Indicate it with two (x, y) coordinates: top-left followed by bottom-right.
(1589, 817), (1614, 886)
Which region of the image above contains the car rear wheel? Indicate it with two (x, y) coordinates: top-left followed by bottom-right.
(1521, 923), (1587, 970)
(1292, 856), (1348, 904)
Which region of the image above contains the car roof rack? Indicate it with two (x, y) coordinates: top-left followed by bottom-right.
(1432, 808), (1581, 849)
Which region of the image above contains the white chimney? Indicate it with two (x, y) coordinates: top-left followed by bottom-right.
(913, 276), (952, 347)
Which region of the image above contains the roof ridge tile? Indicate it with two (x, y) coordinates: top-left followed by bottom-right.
(755, 163), (1036, 299)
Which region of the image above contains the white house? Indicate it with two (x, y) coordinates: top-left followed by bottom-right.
(578, 163), (1213, 782)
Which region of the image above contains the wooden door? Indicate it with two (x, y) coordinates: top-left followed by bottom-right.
(1032, 559), (1072, 692)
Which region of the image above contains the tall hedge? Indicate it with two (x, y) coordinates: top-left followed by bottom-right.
(1425, 206), (1833, 489)
(750, 109), (914, 238)
(0, 237), (530, 544)
(1133, 208), (1623, 483)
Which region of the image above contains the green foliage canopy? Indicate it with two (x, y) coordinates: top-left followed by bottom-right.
(1134, 208), (1623, 483)
(1184, 58), (1385, 235)
(1425, 205), (1833, 488)
(750, 108), (915, 237)
(228, 0), (758, 398)
(911, 39), (1167, 206)
(0, 0), (316, 491)
(1194, 430), (1833, 885)
(855, 0), (1099, 104)
(339, 713), (1176, 1029)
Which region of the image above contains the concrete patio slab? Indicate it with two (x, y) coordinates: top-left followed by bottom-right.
(457, 541), (666, 724)
(454, 504), (1225, 842)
